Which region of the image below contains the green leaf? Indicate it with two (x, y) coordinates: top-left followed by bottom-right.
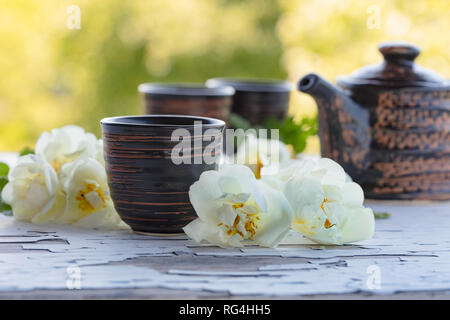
(0, 178), (11, 214)
(229, 113), (318, 154)
(374, 211), (391, 219)
(264, 115), (318, 153)
(0, 163), (11, 214)
(229, 113), (252, 131)
(19, 146), (34, 156)
(0, 162), (9, 177)
(0, 177), (8, 190)
(0, 202), (11, 213)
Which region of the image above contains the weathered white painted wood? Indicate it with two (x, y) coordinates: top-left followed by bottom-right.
(0, 201), (449, 297)
(1, 153), (450, 298)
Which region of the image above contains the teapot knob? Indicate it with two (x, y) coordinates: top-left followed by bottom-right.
(378, 42), (421, 66)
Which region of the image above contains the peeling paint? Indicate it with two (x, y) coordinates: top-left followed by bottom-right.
(0, 200), (449, 296)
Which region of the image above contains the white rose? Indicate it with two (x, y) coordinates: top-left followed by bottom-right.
(235, 134), (291, 179)
(95, 139), (105, 166)
(1, 154), (65, 223)
(58, 158), (128, 230)
(284, 158), (375, 245)
(36, 125), (101, 173)
(260, 158), (317, 191)
(260, 157), (348, 191)
(183, 164), (292, 248)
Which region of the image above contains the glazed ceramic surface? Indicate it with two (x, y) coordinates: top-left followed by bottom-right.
(206, 78), (292, 126)
(138, 83), (234, 124)
(101, 115), (225, 234)
(298, 42), (450, 200)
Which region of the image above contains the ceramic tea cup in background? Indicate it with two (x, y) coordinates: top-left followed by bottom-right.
(138, 83), (235, 125)
(101, 115), (225, 235)
(205, 78), (293, 126)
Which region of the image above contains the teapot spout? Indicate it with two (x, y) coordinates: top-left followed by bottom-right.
(298, 74), (370, 178)
(298, 73), (346, 104)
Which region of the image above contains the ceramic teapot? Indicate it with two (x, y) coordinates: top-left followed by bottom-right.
(298, 42), (450, 200)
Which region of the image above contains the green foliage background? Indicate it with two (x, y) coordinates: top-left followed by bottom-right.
(0, 0), (449, 153)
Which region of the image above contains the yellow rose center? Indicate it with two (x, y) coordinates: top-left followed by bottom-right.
(254, 153), (263, 179)
(320, 197), (334, 229)
(292, 197), (335, 235)
(219, 200), (261, 240)
(75, 183), (107, 214)
(320, 197), (327, 211)
(51, 157), (69, 173)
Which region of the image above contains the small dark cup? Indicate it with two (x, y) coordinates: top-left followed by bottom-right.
(206, 78), (293, 126)
(101, 115), (225, 235)
(138, 83), (234, 125)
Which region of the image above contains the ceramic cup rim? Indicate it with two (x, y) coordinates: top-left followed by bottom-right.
(138, 82), (235, 97)
(206, 77), (293, 93)
(100, 114), (226, 128)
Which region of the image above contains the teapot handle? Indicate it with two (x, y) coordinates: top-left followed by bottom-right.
(378, 42), (420, 67)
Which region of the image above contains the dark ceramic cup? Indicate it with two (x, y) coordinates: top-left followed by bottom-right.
(138, 83), (234, 125)
(205, 78), (293, 126)
(101, 115), (225, 235)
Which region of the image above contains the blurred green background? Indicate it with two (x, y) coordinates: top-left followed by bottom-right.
(1, 0), (449, 153)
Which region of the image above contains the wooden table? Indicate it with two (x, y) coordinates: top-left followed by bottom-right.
(1, 153), (450, 299)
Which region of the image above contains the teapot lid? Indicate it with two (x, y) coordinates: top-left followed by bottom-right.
(337, 42), (448, 88)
